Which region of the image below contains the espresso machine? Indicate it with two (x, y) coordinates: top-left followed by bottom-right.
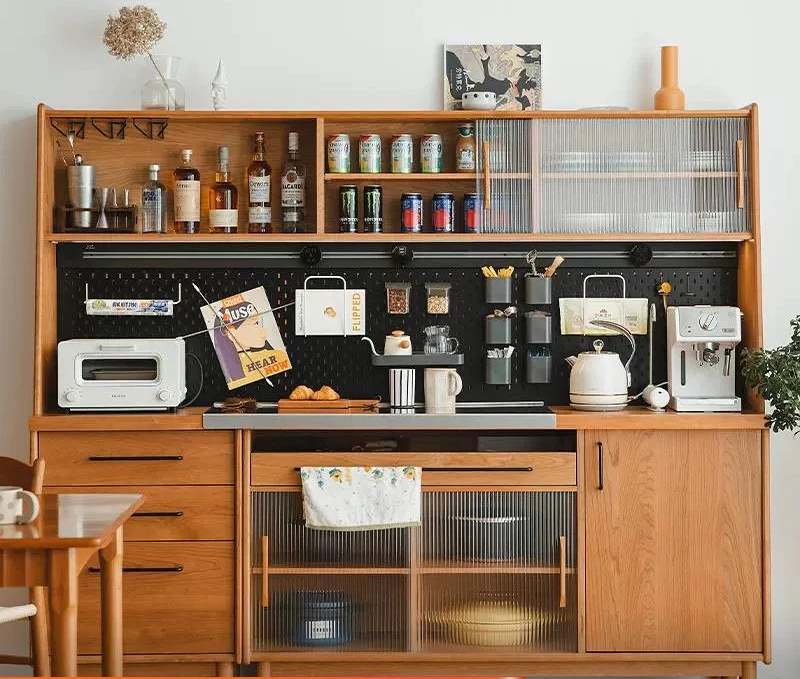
(666, 306), (742, 412)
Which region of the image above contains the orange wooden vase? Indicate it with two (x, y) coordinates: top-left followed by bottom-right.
(654, 45), (686, 110)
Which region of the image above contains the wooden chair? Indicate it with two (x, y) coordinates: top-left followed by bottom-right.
(0, 456), (50, 676)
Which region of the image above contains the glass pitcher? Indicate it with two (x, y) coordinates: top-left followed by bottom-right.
(423, 325), (459, 354)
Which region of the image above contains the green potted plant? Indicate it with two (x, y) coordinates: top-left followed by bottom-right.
(742, 315), (800, 433)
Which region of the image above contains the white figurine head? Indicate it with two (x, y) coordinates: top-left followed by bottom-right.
(212, 59), (229, 110)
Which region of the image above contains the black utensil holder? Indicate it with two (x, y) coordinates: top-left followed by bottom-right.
(485, 278), (513, 304)
(485, 316), (512, 344)
(525, 313), (553, 344)
(485, 356), (512, 385)
(525, 276), (552, 305)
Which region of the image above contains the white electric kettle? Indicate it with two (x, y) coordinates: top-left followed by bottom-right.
(565, 320), (636, 411)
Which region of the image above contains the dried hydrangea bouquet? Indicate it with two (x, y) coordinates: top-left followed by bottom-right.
(103, 5), (185, 110)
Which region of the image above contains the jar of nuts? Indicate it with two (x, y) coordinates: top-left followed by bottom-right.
(386, 282), (412, 314)
(425, 282), (451, 314)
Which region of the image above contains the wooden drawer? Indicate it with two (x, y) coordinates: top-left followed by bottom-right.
(39, 431), (234, 486)
(251, 452), (576, 487)
(78, 541), (234, 655)
(47, 485), (233, 541)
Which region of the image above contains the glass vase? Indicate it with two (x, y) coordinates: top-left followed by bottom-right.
(141, 55), (186, 111)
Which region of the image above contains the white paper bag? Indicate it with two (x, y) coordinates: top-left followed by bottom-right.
(559, 297), (649, 335)
(295, 288), (366, 336)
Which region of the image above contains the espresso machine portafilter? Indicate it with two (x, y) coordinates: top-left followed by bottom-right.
(666, 306), (743, 412)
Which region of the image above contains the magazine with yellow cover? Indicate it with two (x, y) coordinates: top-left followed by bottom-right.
(200, 286), (291, 390)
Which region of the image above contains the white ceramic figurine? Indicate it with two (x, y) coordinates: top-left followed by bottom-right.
(211, 59), (228, 110)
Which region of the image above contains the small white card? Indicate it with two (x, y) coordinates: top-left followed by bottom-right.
(295, 289), (366, 336)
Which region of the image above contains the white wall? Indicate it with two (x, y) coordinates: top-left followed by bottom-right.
(1, 0), (797, 676)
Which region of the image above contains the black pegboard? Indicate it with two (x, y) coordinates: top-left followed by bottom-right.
(57, 262), (738, 407)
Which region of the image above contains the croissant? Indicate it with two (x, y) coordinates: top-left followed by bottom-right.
(289, 385), (314, 401)
(311, 385), (340, 401)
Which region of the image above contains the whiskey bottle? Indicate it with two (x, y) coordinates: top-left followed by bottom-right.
(141, 164), (167, 233)
(281, 132), (306, 233)
(247, 132), (272, 233)
(173, 149), (201, 234)
(208, 146), (239, 234)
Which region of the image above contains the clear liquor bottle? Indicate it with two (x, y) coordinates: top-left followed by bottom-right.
(173, 149), (201, 234)
(141, 164), (167, 233)
(208, 146), (239, 234)
(247, 132), (272, 234)
(281, 132), (306, 233)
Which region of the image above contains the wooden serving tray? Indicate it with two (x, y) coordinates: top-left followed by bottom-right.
(277, 398), (380, 412)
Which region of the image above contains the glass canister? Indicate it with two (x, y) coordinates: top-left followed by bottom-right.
(425, 282), (451, 314)
(141, 56), (186, 111)
(386, 282), (412, 314)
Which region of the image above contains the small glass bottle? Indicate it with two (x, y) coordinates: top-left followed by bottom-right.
(209, 146), (239, 234)
(456, 123), (476, 172)
(281, 132), (306, 233)
(247, 132), (272, 233)
(173, 149), (200, 234)
(141, 164), (167, 233)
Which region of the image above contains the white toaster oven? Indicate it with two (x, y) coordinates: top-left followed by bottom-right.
(57, 338), (187, 411)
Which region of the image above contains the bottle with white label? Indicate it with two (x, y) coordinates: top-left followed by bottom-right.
(247, 132), (272, 233)
(173, 149), (201, 234)
(281, 132), (306, 233)
(141, 164), (167, 233)
(208, 146), (238, 234)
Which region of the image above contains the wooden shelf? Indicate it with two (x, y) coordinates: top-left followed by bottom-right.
(324, 172), (530, 181)
(252, 565), (410, 575)
(325, 173), (478, 181)
(47, 231), (754, 244)
(542, 171), (738, 179)
(418, 560), (575, 575)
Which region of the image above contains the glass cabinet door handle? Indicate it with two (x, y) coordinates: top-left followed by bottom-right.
(483, 140), (492, 210)
(559, 535), (567, 609)
(261, 535), (269, 607)
(132, 510), (184, 518)
(735, 140), (745, 209)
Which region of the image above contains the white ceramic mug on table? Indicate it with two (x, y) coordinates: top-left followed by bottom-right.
(0, 486), (40, 525)
(424, 368), (463, 414)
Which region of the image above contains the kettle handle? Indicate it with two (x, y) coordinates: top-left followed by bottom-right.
(589, 320), (636, 373)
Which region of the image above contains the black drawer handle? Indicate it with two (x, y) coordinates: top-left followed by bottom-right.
(88, 566), (184, 574)
(597, 442), (604, 491)
(87, 455), (184, 462)
(292, 466), (534, 473)
(132, 511), (184, 518)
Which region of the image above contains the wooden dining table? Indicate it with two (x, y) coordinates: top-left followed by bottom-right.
(0, 493), (144, 677)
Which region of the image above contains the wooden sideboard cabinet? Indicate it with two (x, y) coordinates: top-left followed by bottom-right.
(584, 429), (763, 652)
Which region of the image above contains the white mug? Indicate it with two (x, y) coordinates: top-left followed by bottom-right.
(389, 368), (416, 409)
(0, 486), (40, 525)
(424, 368), (463, 414)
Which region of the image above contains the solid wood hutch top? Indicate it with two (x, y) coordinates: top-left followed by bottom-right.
(29, 104), (768, 679)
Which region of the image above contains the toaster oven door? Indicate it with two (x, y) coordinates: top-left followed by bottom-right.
(79, 357), (159, 383)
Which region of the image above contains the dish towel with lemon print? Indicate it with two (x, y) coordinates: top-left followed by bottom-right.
(301, 466), (422, 530)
